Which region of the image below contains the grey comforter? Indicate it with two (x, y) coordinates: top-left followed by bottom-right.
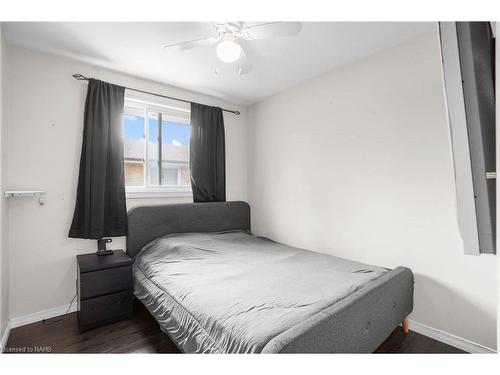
(133, 231), (389, 353)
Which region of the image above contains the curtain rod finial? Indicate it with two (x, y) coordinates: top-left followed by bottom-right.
(73, 74), (88, 81)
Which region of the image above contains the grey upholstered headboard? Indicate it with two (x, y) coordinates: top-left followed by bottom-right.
(126, 201), (251, 258)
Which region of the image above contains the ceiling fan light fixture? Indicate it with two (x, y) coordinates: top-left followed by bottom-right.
(216, 40), (241, 63)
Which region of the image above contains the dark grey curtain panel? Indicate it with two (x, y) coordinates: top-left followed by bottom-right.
(69, 79), (128, 239)
(190, 103), (226, 202)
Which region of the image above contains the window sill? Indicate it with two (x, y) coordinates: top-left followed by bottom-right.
(126, 189), (193, 199)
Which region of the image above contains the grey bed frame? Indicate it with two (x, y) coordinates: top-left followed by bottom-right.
(127, 201), (414, 353)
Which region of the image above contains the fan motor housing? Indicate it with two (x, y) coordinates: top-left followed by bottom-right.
(214, 22), (243, 38)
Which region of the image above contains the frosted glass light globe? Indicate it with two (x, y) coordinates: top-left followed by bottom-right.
(216, 41), (241, 63)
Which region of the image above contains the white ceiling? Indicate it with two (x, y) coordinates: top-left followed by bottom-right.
(3, 22), (436, 105)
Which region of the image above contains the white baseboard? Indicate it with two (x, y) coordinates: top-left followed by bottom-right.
(4, 303), (496, 354)
(10, 302), (77, 329)
(0, 320), (11, 353)
(409, 319), (496, 354)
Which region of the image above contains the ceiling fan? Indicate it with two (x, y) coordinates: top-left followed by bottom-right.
(163, 22), (302, 75)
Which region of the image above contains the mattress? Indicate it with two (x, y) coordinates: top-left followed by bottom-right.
(133, 231), (391, 353)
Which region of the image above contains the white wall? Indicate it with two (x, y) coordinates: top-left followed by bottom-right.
(0, 22), (10, 342)
(5, 45), (248, 320)
(248, 31), (497, 350)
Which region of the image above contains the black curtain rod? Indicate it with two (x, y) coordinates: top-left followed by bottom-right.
(72, 74), (240, 115)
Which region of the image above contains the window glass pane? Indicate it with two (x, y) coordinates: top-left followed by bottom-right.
(161, 119), (190, 187)
(162, 166), (179, 186)
(148, 112), (160, 186)
(123, 96), (192, 192)
(123, 109), (145, 186)
(147, 162), (159, 186)
(180, 166), (190, 185)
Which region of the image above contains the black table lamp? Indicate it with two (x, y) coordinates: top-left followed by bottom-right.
(96, 238), (114, 256)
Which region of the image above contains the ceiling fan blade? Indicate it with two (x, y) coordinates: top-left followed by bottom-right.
(238, 48), (253, 75)
(163, 36), (219, 52)
(242, 22), (302, 40)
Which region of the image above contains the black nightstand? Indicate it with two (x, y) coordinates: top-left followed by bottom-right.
(76, 250), (134, 332)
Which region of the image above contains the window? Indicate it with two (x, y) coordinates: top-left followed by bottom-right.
(123, 90), (191, 198)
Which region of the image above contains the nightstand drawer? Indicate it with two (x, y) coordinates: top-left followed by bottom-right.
(79, 290), (133, 332)
(79, 266), (132, 300)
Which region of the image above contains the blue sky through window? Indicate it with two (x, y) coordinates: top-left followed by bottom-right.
(124, 114), (190, 145)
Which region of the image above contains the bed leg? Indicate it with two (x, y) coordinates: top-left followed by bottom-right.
(402, 318), (409, 334)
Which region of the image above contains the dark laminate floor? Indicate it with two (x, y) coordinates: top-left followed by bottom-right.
(4, 300), (465, 354)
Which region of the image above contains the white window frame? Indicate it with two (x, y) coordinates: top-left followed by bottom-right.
(123, 90), (192, 199)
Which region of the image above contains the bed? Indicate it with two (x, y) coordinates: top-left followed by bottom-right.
(127, 201), (413, 353)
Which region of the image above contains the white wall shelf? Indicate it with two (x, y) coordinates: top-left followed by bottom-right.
(4, 190), (45, 198)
